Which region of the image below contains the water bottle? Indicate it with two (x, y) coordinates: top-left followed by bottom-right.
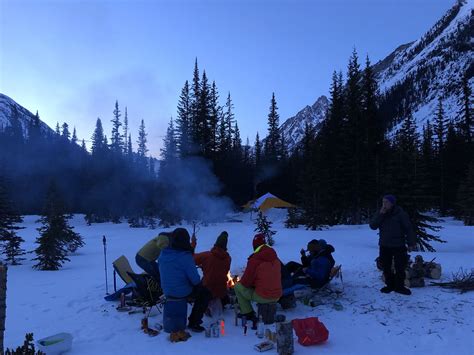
(257, 316), (264, 338)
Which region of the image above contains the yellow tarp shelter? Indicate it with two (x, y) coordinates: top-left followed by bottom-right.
(243, 193), (296, 212)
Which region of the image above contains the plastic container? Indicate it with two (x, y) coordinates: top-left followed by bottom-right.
(36, 332), (73, 355)
(163, 298), (188, 333)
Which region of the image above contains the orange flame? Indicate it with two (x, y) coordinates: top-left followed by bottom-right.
(227, 272), (240, 288)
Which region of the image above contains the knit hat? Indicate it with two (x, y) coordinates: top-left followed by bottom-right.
(383, 194), (396, 205)
(253, 233), (266, 250)
(318, 239), (327, 248)
(306, 239), (319, 253)
(171, 228), (192, 251)
(214, 231), (229, 250)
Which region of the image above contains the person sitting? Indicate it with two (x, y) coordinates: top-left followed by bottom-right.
(159, 228), (211, 333)
(284, 239), (320, 276)
(194, 231), (231, 309)
(135, 232), (171, 283)
(293, 239), (336, 289)
(234, 234), (282, 320)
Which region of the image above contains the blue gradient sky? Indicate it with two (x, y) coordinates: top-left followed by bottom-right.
(0, 0), (453, 155)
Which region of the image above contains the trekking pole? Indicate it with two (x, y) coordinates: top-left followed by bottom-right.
(103, 235), (109, 295)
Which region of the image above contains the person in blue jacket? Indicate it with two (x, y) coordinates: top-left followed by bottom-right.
(293, 239), (335, 289)
(159, 227), (211, 332)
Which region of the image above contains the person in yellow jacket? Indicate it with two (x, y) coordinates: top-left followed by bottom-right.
(135, 232), (172, 283)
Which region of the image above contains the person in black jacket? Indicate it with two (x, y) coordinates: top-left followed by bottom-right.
(370, 195), (416, 295)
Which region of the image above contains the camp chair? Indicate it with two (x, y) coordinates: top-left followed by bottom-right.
(112, 255), (136, 291)
(321, 264), (344, 295)
(127, 272), (165, 317)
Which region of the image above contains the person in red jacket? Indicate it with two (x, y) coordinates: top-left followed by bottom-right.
(194, 231), (231, 305)
(234, 233), (282, 319)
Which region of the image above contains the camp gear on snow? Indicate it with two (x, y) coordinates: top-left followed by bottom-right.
(103, 235), (109, 295)
(127, 272), (164, 317)
(254, 341), (274, 352)
(276, 321), (294, 355)
(37, 332), (73, 354)
(292, 317), (329, 346)
(257, 316), (265, 338)
(141, 317), (159, 337)
(113, 255), (136, 286)
(163, 297), (188, 333)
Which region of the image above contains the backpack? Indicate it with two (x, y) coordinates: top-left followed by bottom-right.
(291, 317), (329, 346)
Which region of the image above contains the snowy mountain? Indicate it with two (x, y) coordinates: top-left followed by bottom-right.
(0, 93), (54, 136)
(374, 0), (473, 130)
(281, 0), (473, 150)
(280, 95), (329, 151)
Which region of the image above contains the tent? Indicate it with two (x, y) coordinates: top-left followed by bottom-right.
(243, 193), (296, 212)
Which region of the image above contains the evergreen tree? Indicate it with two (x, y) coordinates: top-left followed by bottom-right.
(137, 119), (148, 158)
(264, 93), (281, 162)
(190, 59), (201, 147)
(127, 133), (133, 157)
(71, 127), (78, 145)
(91, 118), (105, 155)
(456, 161), (474, 225)
(434, 98), (448, 213)
(232, 121), (242, 158)
(55, 122), (60, 135)
(284, 208), (300, 229)
(254, 211), (276, 246)
(176, 80), (192, 157)
(255, 132), (262, 169)
(33, 184), (84, 270)
(0, 179), (25, 265)
(160, 118), (178, 172)
(458, 73), (472, 144)
(61, 123), (70, 140)
(28, 111), (42, 143)
(223, 92), (234, 153)
(208, 81), (221, 158)
(111, 100), (123, 154)
(197, 70), (211, 156)
(123, 107), (129, 154)
(81, 139), (87, 152)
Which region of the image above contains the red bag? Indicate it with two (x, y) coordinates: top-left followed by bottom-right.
(291, 317), (329, 346)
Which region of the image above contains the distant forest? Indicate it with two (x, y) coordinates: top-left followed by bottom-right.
(0, 52), (473, 244)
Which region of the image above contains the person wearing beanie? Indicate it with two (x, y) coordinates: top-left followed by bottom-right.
(234, 233), (282, 320)
(194, 231), (232, 305)
(159, 228), (211, 332)
(370, 195), (416, 296)
(285, 239), (336, 289)
(135, 231), (172, 284)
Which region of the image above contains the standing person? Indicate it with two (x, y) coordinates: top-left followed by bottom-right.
(159, 228), (211, 332)
(194, 231), (231, 306)
(234, 234), (282, 320)
(135, 232), (171, 283)
(370, 195), (416, 295)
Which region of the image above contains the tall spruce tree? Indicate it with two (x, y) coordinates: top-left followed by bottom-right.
(137, 119), (148, 158)
(264, 93), (281, 162)
(255, 132), (262, 169)
(61, 123), (70, 140)
(111, 100), (123, 154)
(71, 127), (78, 145)
(123, 107), (129, 154)
(0, 179), (25, 265)
(190, 59), (201, 149)
(456, 161), (474, 225)
(254, 211), (276, 246)
(91, 118), (105, 155)
(458, 73), (472, 144)
(208, 81), (221, 158)
(434, 98), (449, 213)
(160, 118), (178, 173)
(176, 80), (192, 157)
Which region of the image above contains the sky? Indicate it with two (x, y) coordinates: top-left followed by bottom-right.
(0, 0), (454, 156)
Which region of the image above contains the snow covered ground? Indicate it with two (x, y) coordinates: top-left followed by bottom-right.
(6, 211), (474, 354)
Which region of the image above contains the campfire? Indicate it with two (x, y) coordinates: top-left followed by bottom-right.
(227, 272), (239, 288)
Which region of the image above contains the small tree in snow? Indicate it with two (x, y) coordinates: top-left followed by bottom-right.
(284, 208), (300, 229)
(254, 211), (276, 246)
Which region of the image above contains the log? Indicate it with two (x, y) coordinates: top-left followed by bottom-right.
(276, 321), (294, 355)
(0, 263), (7, 354)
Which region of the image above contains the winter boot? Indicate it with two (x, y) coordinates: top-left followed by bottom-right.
(188, 323), (205, 333)
(394, 286), (412, 295)
(381, 272), (395, 293)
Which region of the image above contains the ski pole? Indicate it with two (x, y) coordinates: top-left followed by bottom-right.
(103, 235), (109, 295)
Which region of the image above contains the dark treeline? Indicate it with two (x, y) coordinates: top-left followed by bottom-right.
(0, 102), (157, 225)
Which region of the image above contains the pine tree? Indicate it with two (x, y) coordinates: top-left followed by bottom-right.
(456, 161), (474, 225)
(264, 93), (281, 162)
(197, 70), (211, 156)
(255, 132), (262, 169)
(81, 139), (87, 152)
(434, 98), (449, 214)
(284, 208), (300, 229)
(458, 73), (472, 144)
(71, 127), (78, 145)
(160, 118), (178, 171)
(55, 122), (60, 135)
(33, 184), (84, 270)
(111, 100), (123, 154)
(232, 122), (242, 158)
(190, 59), (201, 148)
(223, 92), (234, 153)
(127, 133), (133, 157)
(208, 81), (221, 158)
(0, 179), (25, 265)
(61, 123), (70, 140)
(176, 80), (192, 157)
(28, 111), (42, 143)
(123, 107), (129, 154)
(137, 119), (148, 158)
(91, 118), (105, 155)
(254, 211), (276, 246)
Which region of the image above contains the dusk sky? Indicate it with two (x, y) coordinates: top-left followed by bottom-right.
(0, 0), (453, 156)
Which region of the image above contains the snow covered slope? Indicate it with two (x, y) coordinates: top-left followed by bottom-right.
(280, 0), (473, 149)
(374, 0), (473, 128)
(0, 93), (53, 136)
(280, 95), (328, 151)
(5, 214), (474, 354)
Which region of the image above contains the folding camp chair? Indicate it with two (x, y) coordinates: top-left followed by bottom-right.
(127, 272), (165, 317)
(112, 255), (136, 291)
